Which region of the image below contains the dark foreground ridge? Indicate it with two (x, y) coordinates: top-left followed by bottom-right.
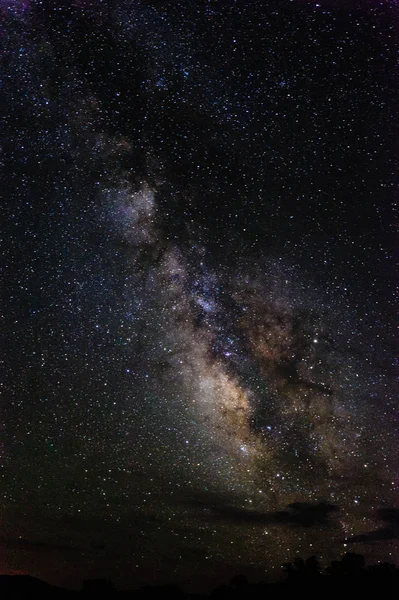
(1, 554), (398, 599)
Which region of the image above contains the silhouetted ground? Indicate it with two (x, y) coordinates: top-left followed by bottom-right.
(1, 554), (398, 599)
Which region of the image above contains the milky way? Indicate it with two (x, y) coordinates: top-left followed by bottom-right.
(1, 0), (397, 591)
(101, 177), (385, 499)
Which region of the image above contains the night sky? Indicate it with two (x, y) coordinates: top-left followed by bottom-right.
(1, 0), (398, 592)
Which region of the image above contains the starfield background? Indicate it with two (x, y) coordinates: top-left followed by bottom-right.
(1, 0), (398, 593)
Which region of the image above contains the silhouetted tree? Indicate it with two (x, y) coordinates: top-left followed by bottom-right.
(282, 555), (322, 580)
(326, 552), (366, 578)
(368, 561), (397, 577)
